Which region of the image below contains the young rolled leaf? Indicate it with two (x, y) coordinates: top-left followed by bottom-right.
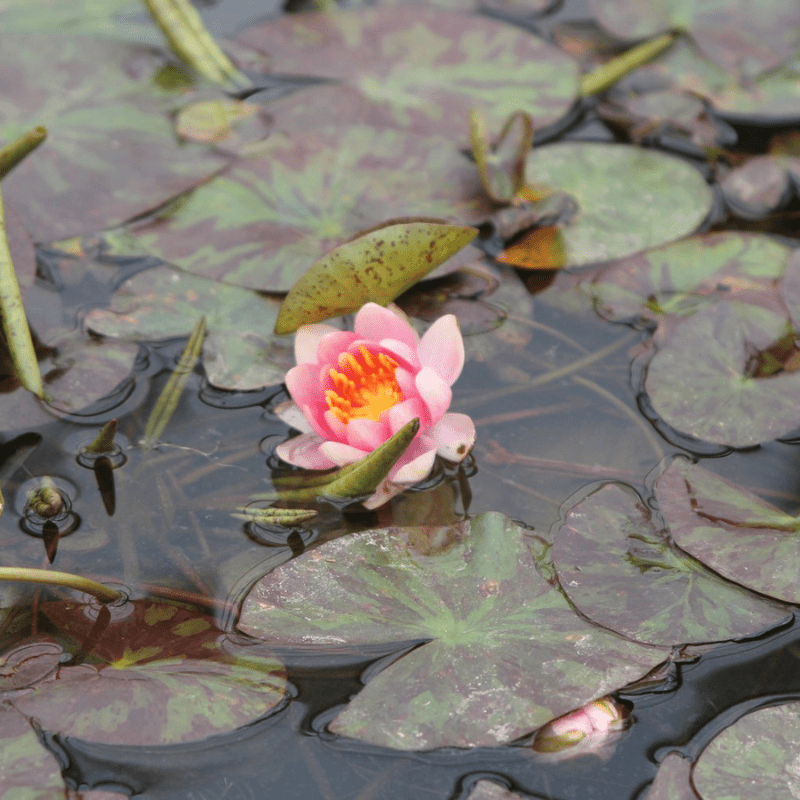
(274, 220), (478, 334)
(233, 506), (318, 526)
(469, 109), (534, 205)
(142, 315), (206, 449)
(0, 126), (46, 180)
(84, 418), (118, 454)
(142, 0), (248, 88)
(268, 417), (420, 502)
(0, 184), (42, 398)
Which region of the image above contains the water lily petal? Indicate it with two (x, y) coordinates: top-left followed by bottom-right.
(323, 409), (348, 441)
(391, 436), (437, 484)
(320, 440), (369, 466)
(346, 418), (392, 451)
(354, 303), (419, 351)
(316, 330), (360, 366)
(418, 314), (464, 386)
(394, 367), (420, 401)
(294, 323), (340, 364)
(387, 397), (427, 434)
(275, 432), (338, 470)
(378, 339), (421, 371)
(415, 367), (452, 425)
(429, 412), (475, 462)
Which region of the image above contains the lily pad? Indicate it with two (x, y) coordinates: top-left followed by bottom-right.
(517, 142), (712, 268)
(642, 753), (699, 800)
(236, 6), (580, 142)
(656, 458), (800, 605)
(104, 127), (494, 292)
(0, 35), (225, 242)
(553, 482), (790, 645)
(83, 265), (293, 390)
(0, 702), (66, 799)
(644, 300), (800, 447)
(693, 703), (800, 799)
(589, 232), (793, 324)
(238, 512), (669, 750)
(1, 600), (288, 746)
(720, 156), (794, 218)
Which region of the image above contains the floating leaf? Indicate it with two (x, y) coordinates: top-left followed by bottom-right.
(643, 300), (800, 447)
(238, 512), (668, 750)
(104, 127), (494, 292)
(236, 7), (580, 141)
(83, 265), (293, 391)
(274, 220), (478, 333)
(720, 156), (794, 218)
(589, 0), (800, 78)
(175, 98), (270, 152)
(642, 753), (699, 800)
(589, 232), (793, 324)
(693, 703), (800, 799)
(496, 225), (567, 270)
(518, 143), (712, 268)
(656, 459), (800, 605)
(0, 35), (225, 241)
(553, 482), (790, 645)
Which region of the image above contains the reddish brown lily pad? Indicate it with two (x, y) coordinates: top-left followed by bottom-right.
(236, 7), (579, 143)
(0, 35), (225, 242)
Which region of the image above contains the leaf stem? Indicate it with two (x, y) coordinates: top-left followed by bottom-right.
(0, 127), (47, 180)
(580, 31), (678, 97)
(0, 567), (124, 603)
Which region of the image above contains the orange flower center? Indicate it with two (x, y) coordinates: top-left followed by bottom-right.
(325, 346), (405, 425)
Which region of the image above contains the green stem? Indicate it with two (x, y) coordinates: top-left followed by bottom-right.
(580, 31), (679, 97)
(0, 567), (124, 603)
(0, 127), (47, 180)
(0, 183), (43, 398)
(142, 0), (249, 88)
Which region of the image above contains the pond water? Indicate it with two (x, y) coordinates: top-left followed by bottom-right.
(4, 0), (800, 798)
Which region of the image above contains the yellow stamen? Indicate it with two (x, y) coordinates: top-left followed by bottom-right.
(325, 346), (405, 425)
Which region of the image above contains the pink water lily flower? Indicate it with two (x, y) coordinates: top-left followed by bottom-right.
(275, 302), (475, 508)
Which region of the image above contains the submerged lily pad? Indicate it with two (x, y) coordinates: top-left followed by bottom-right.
(644, 300), (800, 447)
(553, 482), (790, 645)
(0, 35), (224, 242)
(105, 127), (493, 292)
(693, 703), (800, 799)
(238, 512), (668, 750)
(657, 458), (800, 605)
(1, 600), (288, 746)
(236, 6), (580, 141)
(83, 265), (292, 390)
(516, 143), (712, 268)
(590, 0), (800, 78)
(590, 232), (793, 324)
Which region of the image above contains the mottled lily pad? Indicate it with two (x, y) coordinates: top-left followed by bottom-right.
(104, 127), (493, 292)
(519, 143), (712, 268)
(238, 512), (668, 750)
(0, 35), (224, 242)
(1, 600), (288, 746)
(590, 0), (800, 78)
(553, 482), (790, 645)
(83, 265), (292, 390)
(693, 703), (800, 799)
(657, 458), (800, 605)
(236, 7), (580, 142)
(644, 300), (800, 447)
(590, 232), (793, 324)
(0, 703), (66, 799)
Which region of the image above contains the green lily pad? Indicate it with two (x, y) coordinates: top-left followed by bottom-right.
(0, 35), (224, 242)
(589, 0), (800, 78)
(553, 482), (791, 645)
(589, 232), (793, 324)
(236, 6), (580, 142)
(238, 512), (669, 750)
(104, 126), (494, 292)
(644, 300), (800, 447)
(693, 703), (800, 799)
(1, 600), (288, 746)
(0, 703), (66, 799)
(83, 265), (292, 390)
(656, 458), (800, 605)
(642, 753), (699, 800)
(522, 142), (713, 268)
